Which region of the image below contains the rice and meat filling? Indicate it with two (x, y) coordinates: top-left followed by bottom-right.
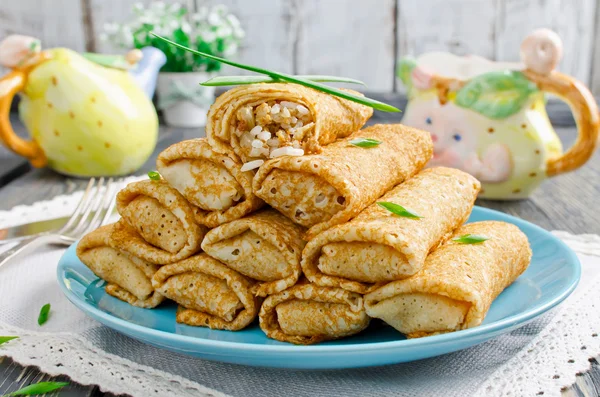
(234, 100), (315, 162)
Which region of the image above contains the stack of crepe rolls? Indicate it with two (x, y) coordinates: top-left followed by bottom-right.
(254, 124), (433, 239)
(364, 221), (532, 338)
(301, 167), (480, 294)
(152, 254), (259, 330)
(156, 139), (264, 228)
(201, 209), (305, 297)
(259, 282), (369, 345)
(77, 224), (164, 308)
(74, 82), (532, 344)
(111, 179), (206, 264)
(206, 83), (373, 165)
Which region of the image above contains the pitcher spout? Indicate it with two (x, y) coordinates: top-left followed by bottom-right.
(129, 47), (166, 99)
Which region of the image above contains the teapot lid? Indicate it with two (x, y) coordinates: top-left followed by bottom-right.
(415, 52), (524, 81)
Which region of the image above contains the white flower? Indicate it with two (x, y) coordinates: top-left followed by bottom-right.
(224, 43), (238, 56)
(216, 25), (232, 38)
(181, 21), (192, 34)
(199, 29), (217, 43)
(132, 2), (144, 14)
(233, 27), (245, 39)
(226, 14), (241, 28)
(208, 11), (222, 26)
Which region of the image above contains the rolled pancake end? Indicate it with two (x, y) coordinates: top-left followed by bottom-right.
(259, 283), (370, 345)
(365, 221), (531, 337)
(202, 209), (306, 297)
(157, 139), (264, 228)
(301, 167), (480, 294)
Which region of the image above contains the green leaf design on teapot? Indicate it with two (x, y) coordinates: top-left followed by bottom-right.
(455, 71), (539, 119)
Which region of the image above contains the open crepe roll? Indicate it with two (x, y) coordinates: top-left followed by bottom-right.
(259, 282), (369, 345)
(365, 221), (532, 338)
(112, 179), (206, 264)
(152, 253), (258, 330)
(302, 167), (480, 294)
(206, 83), (373, 164)
(156, 139), (264, 228)
(201, 209), (305, 297)
(77, 224), (164, 308)
(254, 124), (433, 239)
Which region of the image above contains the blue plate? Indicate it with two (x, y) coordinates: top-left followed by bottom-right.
(57, 206), (580, 369)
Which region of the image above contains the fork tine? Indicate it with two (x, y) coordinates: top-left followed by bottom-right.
(82, 177), (117, 235)
(68, 177), (107, 237)
(99, 177), (124, 226)
(58, 178), (96, 234)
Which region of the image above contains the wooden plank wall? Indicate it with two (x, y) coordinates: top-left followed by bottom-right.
(1, 0), (599, 94)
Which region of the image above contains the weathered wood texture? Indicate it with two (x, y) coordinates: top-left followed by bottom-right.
(2, 0), (600, 93)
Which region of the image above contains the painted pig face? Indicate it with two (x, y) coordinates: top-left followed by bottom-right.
(403, 99), (477, 169)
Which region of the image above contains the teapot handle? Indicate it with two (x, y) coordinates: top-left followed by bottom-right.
(0, 69), (47, 167)
(520, 28), (599, 176)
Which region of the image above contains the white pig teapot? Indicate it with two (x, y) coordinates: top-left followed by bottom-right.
(399, 29), (599, 200)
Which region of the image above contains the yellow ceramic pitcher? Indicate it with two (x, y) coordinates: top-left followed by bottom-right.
(399, 29), (599, 199)
(0, 35), (163, 177)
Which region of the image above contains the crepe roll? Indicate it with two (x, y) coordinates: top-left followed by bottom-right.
(156, 139), (264, 228)
(77, 224), (164, 308)
(112, 179), (206, 264)
(254, 124), (433, 239)
(259, 283), (369, 345)
(201, 210), (305, 297)
(365, 221), (531, 338)
(206, 83), (373, 164)
(302, 167), (480, 294)
(152, 253), (258, 330)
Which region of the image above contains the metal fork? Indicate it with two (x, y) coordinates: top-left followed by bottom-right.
(0, 177), (122, 270)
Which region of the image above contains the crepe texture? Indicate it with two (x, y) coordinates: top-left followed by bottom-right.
(365, 221), (532, 338)
(77, 224), (164, 308)
(206, 83), (373, 161)
(152, 253), (259, 331)
(112, 179), (206, 264)
(301, 167), (480, 294)
(259, 282), (369, 345)
(156, 138), (264, 228)
(201, 209), (305, 297)
(254, 124), (433, 239)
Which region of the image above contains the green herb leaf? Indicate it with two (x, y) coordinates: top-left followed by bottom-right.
(455, 71), (538, 119)
(148, 171), (161, 181)
(150, 33), (400, 113)
(4, 381), (69, 396)
(377, 202), (422, 219)
(349, 138), (382, 148)
(453, 234), (490, 244)
(37, 303), (50, 326)
(0, 336), (18, 346)
(202, 75), (366, 86)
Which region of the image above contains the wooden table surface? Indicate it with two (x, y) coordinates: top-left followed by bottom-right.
(0, 96), (599, 396)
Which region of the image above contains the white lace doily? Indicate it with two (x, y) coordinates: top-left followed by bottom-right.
(0, 196), (599, 397)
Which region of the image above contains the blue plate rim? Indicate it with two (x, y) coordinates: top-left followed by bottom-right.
(57, 206), (581, 353)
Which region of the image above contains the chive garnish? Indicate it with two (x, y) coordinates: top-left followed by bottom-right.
(0, 336), (18, 346)
(203, 75), (366, 86)
(377, 202), (422, 219)
(37, 303), (50, 326)
(349, 138), (382, 148)
(150, 33), (400, 112)
(4, 381), (69, 396)
(148, 171), (161, 181)
(453, 234), (490, 244)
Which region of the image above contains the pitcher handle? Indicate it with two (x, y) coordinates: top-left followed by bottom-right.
(521, 28), (599, 177)
(0, 69), (47, 167)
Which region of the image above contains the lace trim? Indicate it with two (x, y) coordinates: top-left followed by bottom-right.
(0, 324), (227, 397)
